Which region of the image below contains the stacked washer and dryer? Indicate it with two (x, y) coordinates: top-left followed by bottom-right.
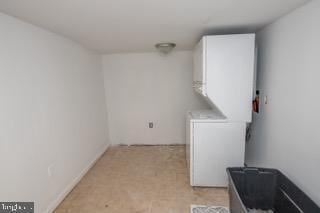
(186, 34), (256, 187)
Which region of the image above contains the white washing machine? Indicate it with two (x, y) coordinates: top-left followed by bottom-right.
(186, 110), (246, 187)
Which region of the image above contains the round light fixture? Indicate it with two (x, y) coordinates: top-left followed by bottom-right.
(155, 42), (176, 54)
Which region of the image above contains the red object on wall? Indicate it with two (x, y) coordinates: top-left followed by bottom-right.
(252, 90), (259, 113)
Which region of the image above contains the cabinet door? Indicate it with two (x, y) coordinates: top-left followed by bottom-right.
(192, 122), (245, 187)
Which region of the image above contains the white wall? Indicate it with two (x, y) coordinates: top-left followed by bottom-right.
(246, 0), (320, 205)
(102, 51), (209, 145)
(0, 13), (109, 212)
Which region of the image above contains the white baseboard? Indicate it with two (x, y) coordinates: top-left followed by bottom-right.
(45, 143), (110, 213)
(117, 143), (185, 146)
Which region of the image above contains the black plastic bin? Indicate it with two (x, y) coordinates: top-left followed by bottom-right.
(227, 167), (320, 213)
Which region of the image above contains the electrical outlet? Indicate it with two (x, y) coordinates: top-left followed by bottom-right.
(47, 165), (54, 177)
(148, 122), (154, 128)
(264, 96), (268, 104)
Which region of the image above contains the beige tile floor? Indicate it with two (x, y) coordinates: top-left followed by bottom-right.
(54, 145), (229, 213)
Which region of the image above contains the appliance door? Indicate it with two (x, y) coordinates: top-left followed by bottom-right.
(192, 122), (245, 187)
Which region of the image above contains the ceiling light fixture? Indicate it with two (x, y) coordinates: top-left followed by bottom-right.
(155, 42), (176, 54)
